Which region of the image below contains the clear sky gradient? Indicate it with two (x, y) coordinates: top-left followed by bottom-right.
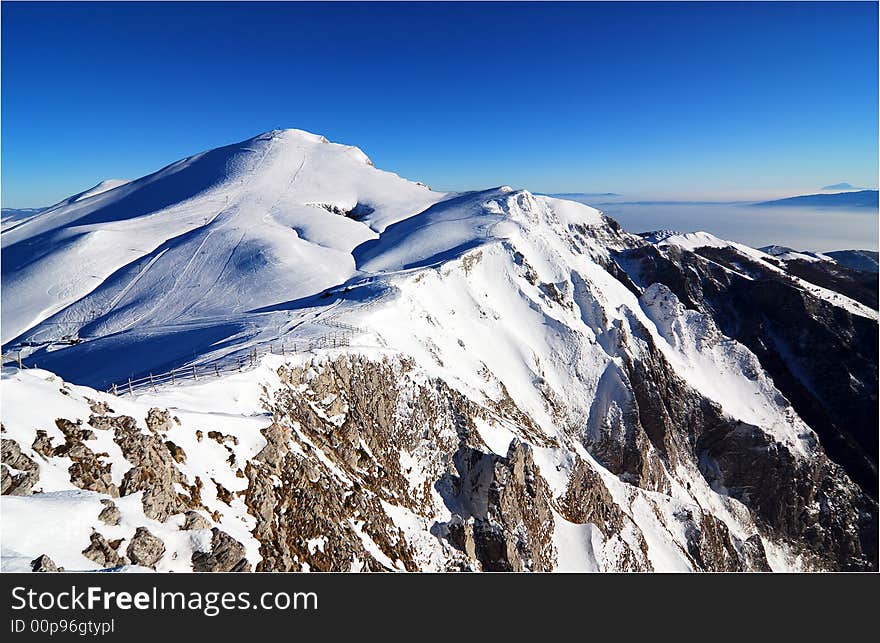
(2, 1), (877, 207)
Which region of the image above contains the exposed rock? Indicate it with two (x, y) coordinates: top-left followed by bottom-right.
(145, 408), (173, 434)
(30, 554), (61, 572)
(437, 440), (556, 571)
(675, 506), (757, 572)
(207, 431), (238, 446)
(618, 242), (878, 499)
(243, 356), (490, 571)
(51, 419), (118, 497)
(112, 413), (191, 521)
(86, 398), (114, 416)
(556, 457), (651, 571)
(126, 527), (165, 569)
(181, 510), (211, 531)
(1, 438), (39, 495)
(191, 528), (250, 572)
(164, 440), (186, 464)
(212, 479), (233, 505)
(31, 431), (55, 457)
(98, 499), (121, 526)
(697, 420), (876, 571)
(88, 415), (116, 431)
(741, 535), (773, 572)
(82, 531), (126, 568)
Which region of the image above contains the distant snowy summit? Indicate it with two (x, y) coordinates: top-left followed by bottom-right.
(821, 182), (866, 191)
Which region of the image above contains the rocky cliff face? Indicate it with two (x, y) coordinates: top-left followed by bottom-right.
(618, 240), (877, 500)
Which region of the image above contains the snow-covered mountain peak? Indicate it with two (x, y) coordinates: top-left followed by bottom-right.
(0, 129), (446, 346)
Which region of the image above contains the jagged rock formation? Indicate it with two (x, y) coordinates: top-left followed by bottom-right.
(98, 499), (121, 525)
(1, 438), (39, 495)
(191, 528), (250, 572)
(30, 554), (61, 572)
(112, 414), (194, 521)
(126, 527), (165, 569)
(82, 531), (126, 568)
(439, 441), (555, 571)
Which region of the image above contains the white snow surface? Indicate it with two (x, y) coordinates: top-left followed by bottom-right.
(2, 129), (444, 347)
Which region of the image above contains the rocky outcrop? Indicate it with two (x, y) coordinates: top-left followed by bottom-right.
(675, 507), (757, 572)
(98, 499), (121, 526)
(82, 531), (125, 568)
(191, 528), (250, 572)
(244, 356), (467, 571)
(126, 527), (165, 569)
(697, 420), (876, 571)
(590, 296), (873, 570)
(111, 414), (192, 521)
(27, 419), (118, 496)
(55, 419), (118, 496)
(145, 408), (174, 434)
(1, 438), (39, 495)
(617, 242), (878, 499)
(438, 441), (555, 571)
(181, 510), (211, 531)
(556, 458), (651, 571)
(30, 554), (61, 572)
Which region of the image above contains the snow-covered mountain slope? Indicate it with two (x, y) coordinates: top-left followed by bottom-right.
(2, 130), (876, 572)
(1, 129), (443, 347)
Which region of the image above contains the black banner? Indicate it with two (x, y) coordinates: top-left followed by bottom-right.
(2, 572), (877, 639)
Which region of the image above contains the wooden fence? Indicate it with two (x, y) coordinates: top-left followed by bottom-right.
(2, 314), (362, 398)
(105, 329), (355, 396)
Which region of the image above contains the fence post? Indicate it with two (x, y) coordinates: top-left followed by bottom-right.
(149, 373), (156, 391)
(281, 343), (285, 356)
(214, 364), (220, 377)
(128, 378), (133, 395)
(239, 356), (243, 371)
(17, 351), (22, 369)
(192, 364), (198, 380)
(112, 383), (118, 396)
(171, 369), (176, 385)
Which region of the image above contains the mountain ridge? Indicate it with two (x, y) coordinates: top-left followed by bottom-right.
(753, 189), (879, 208)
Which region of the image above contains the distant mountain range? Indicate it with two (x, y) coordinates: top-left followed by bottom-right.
(759, 245), (879, 274)
(548, 191), (621, 198)
(826, 250), (880, 273)
(753, 190), (878, 208)
(1, 207), (46, 228)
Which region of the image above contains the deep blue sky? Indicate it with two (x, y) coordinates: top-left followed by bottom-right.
(2, 1), (877, 207)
